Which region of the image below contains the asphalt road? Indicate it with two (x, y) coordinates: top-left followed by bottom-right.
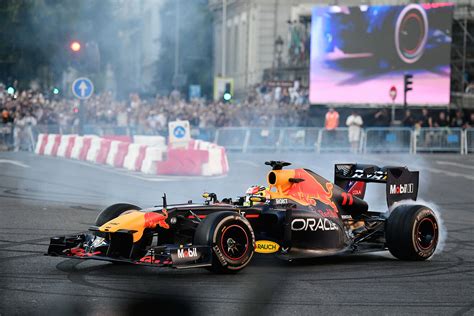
(0, 152), (473, 315)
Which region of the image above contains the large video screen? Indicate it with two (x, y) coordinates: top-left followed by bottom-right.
(309, 3), (454, 105)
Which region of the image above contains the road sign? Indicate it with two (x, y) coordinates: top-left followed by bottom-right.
(168, 120), (190, 144)
(389, 86), (397, 101)
(72, 77), (94, 100)
(173, 126), (186, 139)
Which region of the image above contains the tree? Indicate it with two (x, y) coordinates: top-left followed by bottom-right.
(154, 0), (213, 98)
(0, 0), (123, 91)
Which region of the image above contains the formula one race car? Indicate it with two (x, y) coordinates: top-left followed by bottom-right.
(47, 161), (439, 273)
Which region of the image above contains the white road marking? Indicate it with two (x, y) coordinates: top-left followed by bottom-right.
(234, 160), (260, 167)
(436, 160), (474, 171)
(0, 159), (30, 168)
(421, 166), (474, 181)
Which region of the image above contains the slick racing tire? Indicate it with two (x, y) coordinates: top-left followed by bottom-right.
(386, 204), (439, 260)
(394, 4), (428, 64)
(194, 211), (255, 273)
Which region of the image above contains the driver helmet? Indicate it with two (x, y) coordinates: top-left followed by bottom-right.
(244, 185), (270, 206)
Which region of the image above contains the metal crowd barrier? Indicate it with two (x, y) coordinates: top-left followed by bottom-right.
(3, 124), (473, 154)
(415, 128), (464, 153)
(279, 128), (321, 152)
(364, 127), (413, 153)
(214, 127), (249, 152)
(0, 123), (35, 151)
(0, 123), (13, 150)
(465, 128), (474, 154)
(191, 127), (216, 142)
(245, 128), (281, 152)
(215, 127), (322, 152)
(317, 128), (353, 153)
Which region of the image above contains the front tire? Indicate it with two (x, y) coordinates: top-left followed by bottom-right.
(386, 204), (439, 260)
(194, 212), (255, 273)
(94, 203), (151, 259)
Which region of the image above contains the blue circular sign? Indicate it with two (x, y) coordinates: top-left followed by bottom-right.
(72, 77), (94, 100)
(173, 126), (186, 139)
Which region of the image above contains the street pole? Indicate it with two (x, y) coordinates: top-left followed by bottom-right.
(174, 0), (180, 86)
(391, 100), (395, 125)
(79, 100), (84, 136)
(222, 0), (227, 77)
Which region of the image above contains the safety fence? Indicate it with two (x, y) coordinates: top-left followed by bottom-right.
(465, 128), (474, 154)
(2, 124), (473, 154)
(363, 127), (414, 153)
(415, 128), (465, 153)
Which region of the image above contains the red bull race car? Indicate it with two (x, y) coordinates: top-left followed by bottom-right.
(47, 161), (439, 273)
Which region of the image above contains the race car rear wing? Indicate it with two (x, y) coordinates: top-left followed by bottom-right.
(334, 164), (419, 207)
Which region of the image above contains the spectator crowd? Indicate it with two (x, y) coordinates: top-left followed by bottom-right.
(1, 81), (474, 151)
(0, 82), (310, 135)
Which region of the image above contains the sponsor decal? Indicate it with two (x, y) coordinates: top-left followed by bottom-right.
(341, 214), (353, 220)
(389, 183), (414, 194)
(341, 192), (354, 206)
(281, 169), (339, 214)
(144, 209), (169, 229)
(255, 240), (280, 253)
(275, 198), (288, 205)
(347, 180), (365, 197)
(353, 169), (386, 180)
(291, 218), (338, 231)
(177, 247), (198, 259)
(213, 245), (228, 266)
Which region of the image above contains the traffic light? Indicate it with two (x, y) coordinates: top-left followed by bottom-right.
(52, 87), (60, 95)
(404, 74), (413, 107)
(223, 83), (232, 102)
(70, 41), (81, 52)
(6, 86), (15, 95)
(404, 74), (413, 93)
(68, 40), (100, 73)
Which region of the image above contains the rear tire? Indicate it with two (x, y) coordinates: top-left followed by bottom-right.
(386, 204), (439, 260)
(194, 212), (255, 273)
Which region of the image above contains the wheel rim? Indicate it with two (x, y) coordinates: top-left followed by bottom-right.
(220, 224), (249, 261)
(415, 217), (437, 250)
(395, 4), (428, 64)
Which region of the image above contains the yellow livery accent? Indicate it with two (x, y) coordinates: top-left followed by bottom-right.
(99, 211), (146, 243)
(255, 240), (280, 254)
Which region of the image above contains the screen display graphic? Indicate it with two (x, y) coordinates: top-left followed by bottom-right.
(309, 3), (454, 105)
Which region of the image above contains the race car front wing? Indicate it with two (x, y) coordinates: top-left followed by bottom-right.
(46, 233), (213, 269)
